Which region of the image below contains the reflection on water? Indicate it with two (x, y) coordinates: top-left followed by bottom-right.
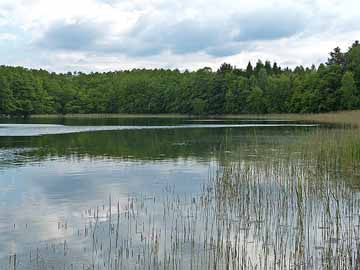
(0, 117), (345, 269)
(0, 123), (316, 137)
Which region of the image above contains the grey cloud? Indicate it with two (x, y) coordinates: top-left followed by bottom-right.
(116, 7), (306, 57)
(121, 18), (223, 56)
(36, 7), (307, 58)
(37, 20), (106, 51)
(234, 9), (305, 41)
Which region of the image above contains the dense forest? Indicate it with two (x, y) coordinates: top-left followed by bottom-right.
(1, 41), (360, 116)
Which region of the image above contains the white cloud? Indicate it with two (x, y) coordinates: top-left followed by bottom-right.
(0, 33), (17, 41)
(0, 0), (359, 72)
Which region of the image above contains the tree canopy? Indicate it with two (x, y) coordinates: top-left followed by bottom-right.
(1, 41), (360, 116)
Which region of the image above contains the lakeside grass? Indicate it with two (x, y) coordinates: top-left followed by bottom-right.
(222, 110), (360, 127)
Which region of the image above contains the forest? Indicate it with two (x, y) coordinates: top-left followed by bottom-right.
(0, 41), (360, 116)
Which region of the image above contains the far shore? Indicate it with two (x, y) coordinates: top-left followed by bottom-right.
(2, 110), (360, 127)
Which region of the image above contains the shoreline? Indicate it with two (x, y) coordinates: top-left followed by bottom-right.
(1, 110), (360, 127)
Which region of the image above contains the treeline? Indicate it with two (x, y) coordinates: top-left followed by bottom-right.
(1, 41), (360, 116)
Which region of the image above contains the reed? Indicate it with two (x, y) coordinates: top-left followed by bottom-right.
(222, 110), (360, 128)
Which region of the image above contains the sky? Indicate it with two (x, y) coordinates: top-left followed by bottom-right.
(0, 0), (359, 73)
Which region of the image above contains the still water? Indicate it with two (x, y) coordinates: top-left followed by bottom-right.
(0, 118), (324, 269)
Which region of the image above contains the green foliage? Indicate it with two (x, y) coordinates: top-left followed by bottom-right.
(345, 41), (360, 89)
(266, 74), (291, 113)
(0, 74), (14, 114)
(339, 71), (358, 109)
(0, 41), (360, 117)
(258, 68), (268, 91)
(192, 98), (207, 115)
(246, 86), (266, 114)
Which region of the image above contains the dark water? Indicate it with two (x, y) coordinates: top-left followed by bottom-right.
(0, 117), (320, 268)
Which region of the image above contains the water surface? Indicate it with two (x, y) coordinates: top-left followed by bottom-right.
(0, 117), (339, 269)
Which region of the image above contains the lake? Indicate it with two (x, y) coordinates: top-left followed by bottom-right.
(0, 117), (358, 270)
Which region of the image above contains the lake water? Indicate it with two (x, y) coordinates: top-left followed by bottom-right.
(0, 117), (356, 270)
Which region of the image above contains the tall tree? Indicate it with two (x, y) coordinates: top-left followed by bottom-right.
(327, 47), (345, 68)
(217, 63), (233, 74)
(345, 41), (360, 89)
(246, 62), (253, 77)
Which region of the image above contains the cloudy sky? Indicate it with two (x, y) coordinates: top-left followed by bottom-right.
(0, 0), (359, 73)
